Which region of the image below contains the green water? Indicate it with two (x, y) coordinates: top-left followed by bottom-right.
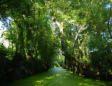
(6, 67), (112, 86)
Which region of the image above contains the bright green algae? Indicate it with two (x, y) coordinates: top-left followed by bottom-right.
(6, 67), (112, 86)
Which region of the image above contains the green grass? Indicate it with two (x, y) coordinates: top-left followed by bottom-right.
(6, 67), (112, 86)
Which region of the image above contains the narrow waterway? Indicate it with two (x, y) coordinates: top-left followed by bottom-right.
(6, 67), (112, 86)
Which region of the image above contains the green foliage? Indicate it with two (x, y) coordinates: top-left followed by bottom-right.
(0, 44), (49, 85)
(0, 0), (112, 84)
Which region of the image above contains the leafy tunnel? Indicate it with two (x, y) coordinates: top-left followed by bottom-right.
(0, 0), (112, 86)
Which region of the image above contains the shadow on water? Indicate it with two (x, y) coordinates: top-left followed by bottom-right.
(6, 67), (112, 86)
